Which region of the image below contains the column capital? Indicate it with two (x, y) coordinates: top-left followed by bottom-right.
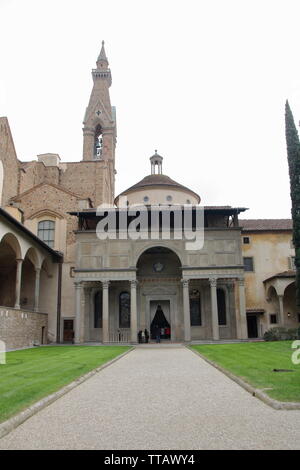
(130, 279), (138, 288)
(209, 277), (217, 287)
(74, 281), (83, 289)
(181, 279), (189, 288)
(35, 266), (41, 273)
(102, 280), (110, 289)
(238, 278), (245, 287)
(16, 258), (23, 264)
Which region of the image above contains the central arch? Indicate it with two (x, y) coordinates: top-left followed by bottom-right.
(136, 246), (182, 341)
(136, 246), (182, 278)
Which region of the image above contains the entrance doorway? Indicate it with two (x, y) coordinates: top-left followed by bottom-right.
(247, 315), (258, 338)
(150, 301), (171, 340)
(63, 319), (74, 342)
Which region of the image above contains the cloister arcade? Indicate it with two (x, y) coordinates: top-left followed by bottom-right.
(0, 209), (62, 348)
(264, 273), (298, 328)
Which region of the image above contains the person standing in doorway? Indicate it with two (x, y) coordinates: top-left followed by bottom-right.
(155, 324), (161, 343)
(144, 329), (149, 343)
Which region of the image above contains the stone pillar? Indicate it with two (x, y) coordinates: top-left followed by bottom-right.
(102, 281), (110, 343)
(84, 286), (92, 341)
(182, 279), (191, 342)
(82, 127), (95, 161)
(209, 277), (219, 340)
(278, 294), (285, 326)
(130, 280), (138, 343)
(15, 258), (23, 309)
(238, 278), (248, 339)
(34, 267), (41, 312)
(227, 282), (236, 336)
(74, 282), (83, 343)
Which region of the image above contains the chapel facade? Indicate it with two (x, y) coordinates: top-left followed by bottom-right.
(0, 43), (298, 349)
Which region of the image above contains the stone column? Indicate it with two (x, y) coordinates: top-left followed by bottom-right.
(227, 282), (235, 335)
(278, 294), (285, 326)
(34, 267), (41, 312)
(130, 280), (138, 343)
(74, 281), (82, 343)
(182, 279), (191, 342)
(84, 286), (92, 341)
(102, 281), (110, 343)
(238, 278), (248, 339)
(15, 258), (23, 309)
(209, 277), (219, 340)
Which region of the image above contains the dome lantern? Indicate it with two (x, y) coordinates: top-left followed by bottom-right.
(150, 150), (163, 175)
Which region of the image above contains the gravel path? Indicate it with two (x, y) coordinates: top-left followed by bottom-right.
(1, 344), (300, 450)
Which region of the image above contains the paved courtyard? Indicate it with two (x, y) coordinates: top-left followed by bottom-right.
(0, 344), (300, 450)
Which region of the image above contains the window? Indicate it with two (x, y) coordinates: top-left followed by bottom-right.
(190, 290), (201, 326)
(243, 257), (254, 272)
(217, 289), (227, 325)
(143, 196), (149, 203)
(94, 291), (102, 328)
(94, 124), (103, 159)
(270, 314), (277, 324)
(243, 237), (250, 244)
(119, 292), (130, 328)
(38, 220), (55, 248)
(166, 195), (172, 202)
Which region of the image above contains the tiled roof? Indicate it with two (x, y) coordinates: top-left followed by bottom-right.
(263, 270), (296, 283)
(240, 219), (293, 231)
(117, 174), (200, 201)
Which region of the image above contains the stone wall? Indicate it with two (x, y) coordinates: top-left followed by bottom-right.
(0, 307), (48, 350)
(0, 118), (20, 206)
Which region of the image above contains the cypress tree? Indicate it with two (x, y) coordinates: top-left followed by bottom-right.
(285, 100), (300, 306)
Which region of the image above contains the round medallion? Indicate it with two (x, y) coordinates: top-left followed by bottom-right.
(153, 262), (164, 273)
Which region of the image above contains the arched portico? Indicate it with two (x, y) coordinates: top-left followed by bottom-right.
(264, 274), (297, 327)
(136, 246), (182, 341)
(0, 233), (21, 307)
(0, 209), (62, 349)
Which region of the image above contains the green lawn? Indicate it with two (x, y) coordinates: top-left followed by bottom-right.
(0, 345), (130, 423)
(191, 341), (300, 402)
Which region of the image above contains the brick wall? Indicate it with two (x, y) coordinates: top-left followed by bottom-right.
(0, 307), (48, 350)
(0, 118), (20, 206)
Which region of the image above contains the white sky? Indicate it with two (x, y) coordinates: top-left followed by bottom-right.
(1, 0), (300, 218)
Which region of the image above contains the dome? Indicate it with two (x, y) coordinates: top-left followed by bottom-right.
(115, 153), (200, 207)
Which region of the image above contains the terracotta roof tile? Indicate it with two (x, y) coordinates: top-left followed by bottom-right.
(240, 219), (293, 231)
(117, 174), (200, 201)
(263, 270), (295, 283)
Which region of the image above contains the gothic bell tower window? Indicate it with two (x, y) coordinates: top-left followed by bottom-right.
(94, 124), (103, 159)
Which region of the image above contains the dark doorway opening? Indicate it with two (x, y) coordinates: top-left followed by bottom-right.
(150, 304), (171, 340)
(63, 319), (74, 342)
(247, 315), (258, 338)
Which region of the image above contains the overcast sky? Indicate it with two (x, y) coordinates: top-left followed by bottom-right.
(1, 0), (300, 218)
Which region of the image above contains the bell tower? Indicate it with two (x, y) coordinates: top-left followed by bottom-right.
(82, 41), (116, 163)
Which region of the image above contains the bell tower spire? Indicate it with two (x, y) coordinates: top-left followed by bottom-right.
(96, 40), (109, 69)
(82, 41), (116, 162)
